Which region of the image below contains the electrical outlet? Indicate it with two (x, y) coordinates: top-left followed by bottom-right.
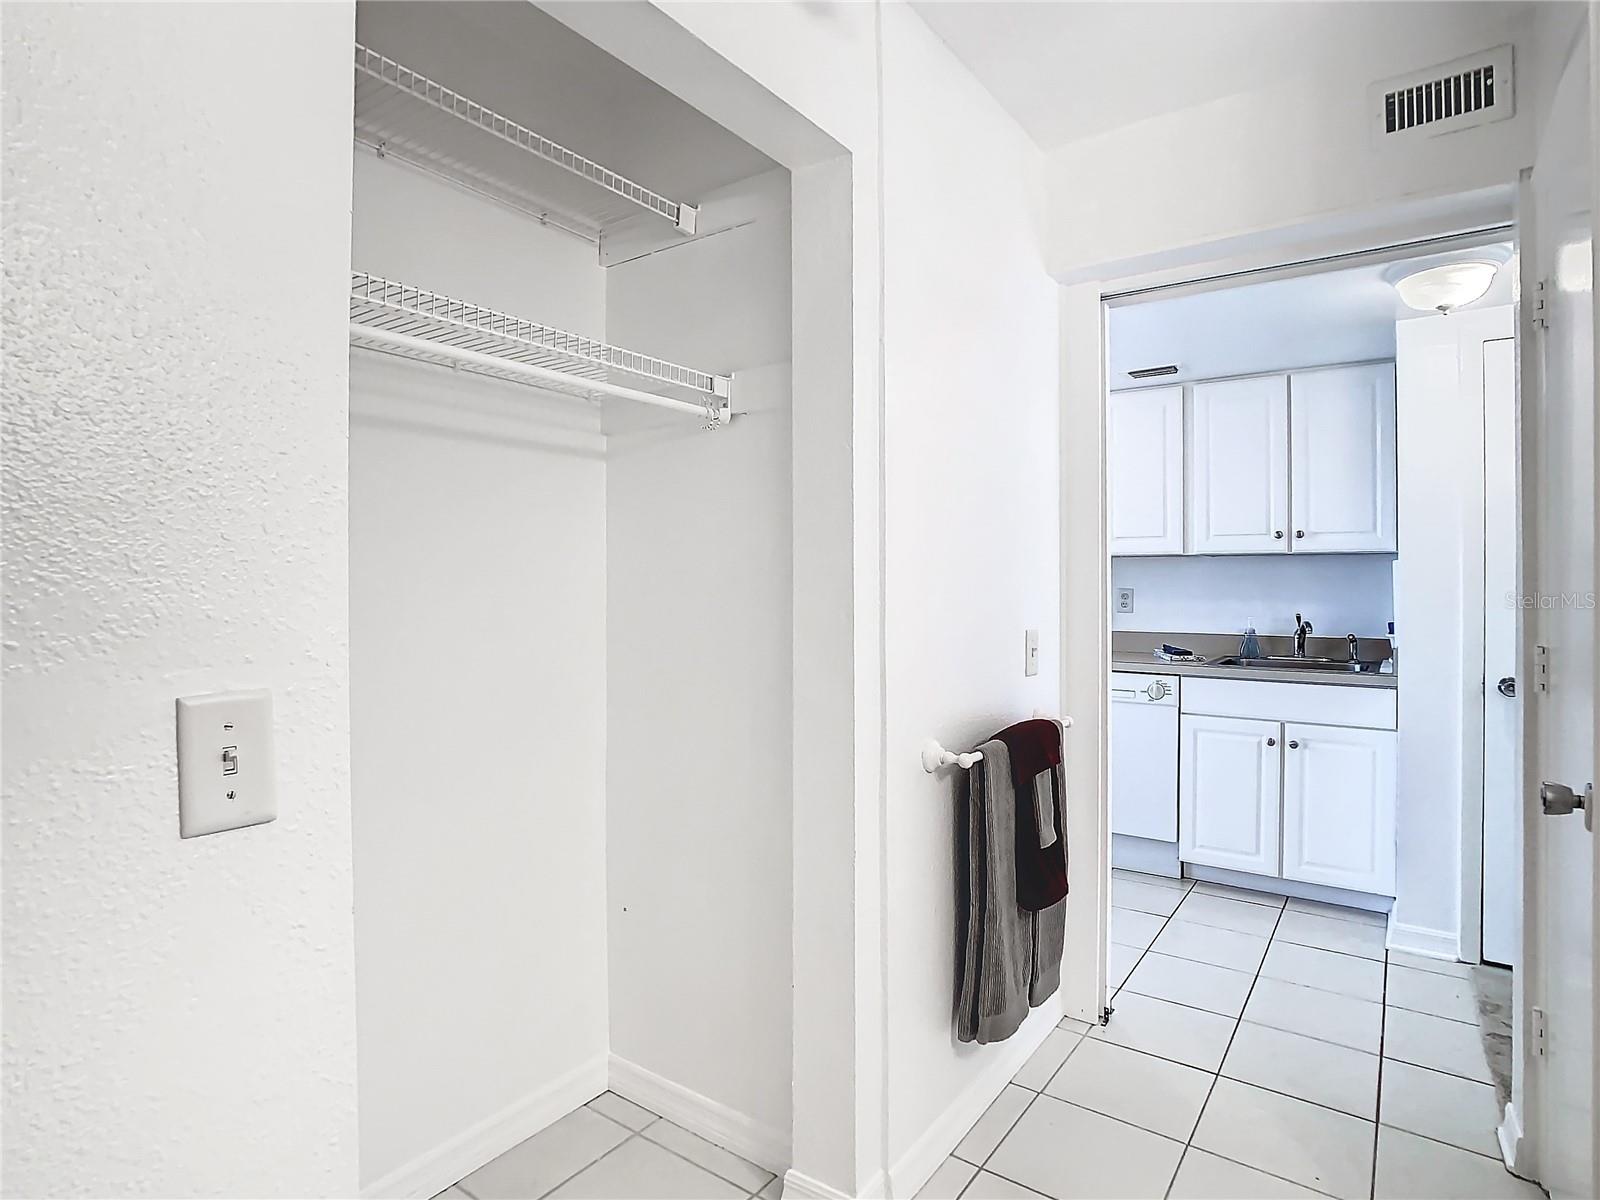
(1115, 587), (1135, 614)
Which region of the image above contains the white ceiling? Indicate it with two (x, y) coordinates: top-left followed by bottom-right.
(1109, 246), (1514, 385)
(354, 2), (777, 202)
(910, 1), (1527, 148)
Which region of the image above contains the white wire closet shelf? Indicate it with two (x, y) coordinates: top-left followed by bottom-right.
(350, 272), (733, 424)
(354, 44), (698, 242)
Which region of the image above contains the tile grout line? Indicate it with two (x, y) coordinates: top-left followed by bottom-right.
(1168, 897), (1288, 1195)
(1108, 875), (1195, 1005)
(1369, 953), (1390, 1199)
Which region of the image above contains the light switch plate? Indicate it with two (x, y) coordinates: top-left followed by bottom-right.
(1025, 629), (1040, 677)
(176, 689), (276, 838)
(1115, 587), (1135, 614)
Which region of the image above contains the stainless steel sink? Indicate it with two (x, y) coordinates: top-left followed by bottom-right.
(1208, 655), (1377, 674)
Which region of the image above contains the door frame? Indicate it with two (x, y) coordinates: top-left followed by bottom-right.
(1062, 198), (1528, 1143)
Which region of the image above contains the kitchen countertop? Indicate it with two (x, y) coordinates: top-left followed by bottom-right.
(1112, 631), (1398, 690)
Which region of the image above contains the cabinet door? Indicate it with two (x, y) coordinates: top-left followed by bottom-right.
(1109, 386), (1184, 555)
(1189, 375), (1290, 554)
(1288, 363), (1397, 552)
(1281, 723), (1397, 895)
(1178, 714), (1282, 876)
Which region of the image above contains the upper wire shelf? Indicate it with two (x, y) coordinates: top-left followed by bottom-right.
(354, 44), (698, 242)
(349, 272), (732, 424)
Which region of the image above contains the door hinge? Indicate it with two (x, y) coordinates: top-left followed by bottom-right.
(1534, 644), (1550, 693)
(1100, 1004), (1114, 1027)
(1533, 279), (1550, 329)
(1532, 1006), (1547, 1056)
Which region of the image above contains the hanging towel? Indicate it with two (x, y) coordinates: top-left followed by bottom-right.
(992, 718), (1069, 911)
(956, 727), (1068, 1044)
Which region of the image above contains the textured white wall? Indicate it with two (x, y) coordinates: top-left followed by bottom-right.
(1, 5), (360, 1197)
(604, 173), (794, 1163)
(349, 153), (610, 1192)
(879, 6), (1061, 1189)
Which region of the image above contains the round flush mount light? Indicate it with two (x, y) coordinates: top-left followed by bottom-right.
(1390, 261), (1500, 313)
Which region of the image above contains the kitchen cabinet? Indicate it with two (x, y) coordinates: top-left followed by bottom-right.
(1189, 375), (1290, 554)
(1289, 364), (1397, 552)
(1109, 385), (1184, 555)
(1177, 678), (1397, 897)
(1178, 714), (1282, 876)
(1155, 362), (1397, 558)
(1281, 722), (1397, 894)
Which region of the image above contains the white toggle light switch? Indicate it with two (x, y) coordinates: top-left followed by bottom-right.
(1025, 628), (1040, 677)
(176, 689), (276, 838)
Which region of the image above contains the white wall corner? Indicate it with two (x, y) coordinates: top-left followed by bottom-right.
(362, 1054), (607, 1200)
(608, 1055), (790, 1177)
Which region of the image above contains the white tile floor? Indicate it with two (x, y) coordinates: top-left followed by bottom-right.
(917, 871), (1540, 1200)
(436, 1092), (778, 1200)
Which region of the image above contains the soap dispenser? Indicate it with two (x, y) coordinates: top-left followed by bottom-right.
(1239, 625), (1262, 659)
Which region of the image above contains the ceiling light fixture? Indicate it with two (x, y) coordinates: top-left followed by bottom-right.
(1390, 261), (1499, 313)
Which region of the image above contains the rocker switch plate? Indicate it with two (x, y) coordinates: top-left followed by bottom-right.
(176, 689), (276, 838)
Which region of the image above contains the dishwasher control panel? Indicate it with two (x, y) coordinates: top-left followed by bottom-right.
(1111, 672), (1179, 705)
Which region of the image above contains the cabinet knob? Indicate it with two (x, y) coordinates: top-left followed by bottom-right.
(1266, 737), (1277, 747)
(1274, 530), (1285, 539)
(1288, 740), (1301, 749)
(1295, 530), (1306, 539)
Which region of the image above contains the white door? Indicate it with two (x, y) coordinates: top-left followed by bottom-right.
(1189, 375), (1290, 554)
(1179, 714), (1282, 876)
(1281, 723), (1396, 895)
(1523, 19), (1596, 1198)
(1483, 335), (1520, 966)
(1288, 364), (1397, 552)
(1109, 386), (1184, 555)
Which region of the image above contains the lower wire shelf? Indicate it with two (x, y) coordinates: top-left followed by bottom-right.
(348, 272), (732, 424)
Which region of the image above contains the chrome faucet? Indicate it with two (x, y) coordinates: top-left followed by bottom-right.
(1293, 613), (1313, 658)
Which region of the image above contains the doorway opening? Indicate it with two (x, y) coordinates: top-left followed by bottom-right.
(1095, 230), (1529, 1194)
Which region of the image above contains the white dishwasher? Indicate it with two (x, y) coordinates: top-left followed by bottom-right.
(1110, 672), (1180, 847)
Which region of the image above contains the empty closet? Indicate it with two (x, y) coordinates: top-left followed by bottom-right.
(346, 5), (794, 1192)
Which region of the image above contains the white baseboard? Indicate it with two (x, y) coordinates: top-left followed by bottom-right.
(608, 1054), (789, 1177)
(886, 1001), (1063, 1199)
(1497, 1099), (1524, 1171)
(1386, 921), (1460, 960)
(362, 1053), (607, 1199)
(780, 1167), (887, 1199)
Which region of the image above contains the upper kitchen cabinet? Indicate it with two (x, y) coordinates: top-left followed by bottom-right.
(1189, 374), (1290, 554)
(1289, 363), (1397, 552)
(1109, 385), (1184, 555)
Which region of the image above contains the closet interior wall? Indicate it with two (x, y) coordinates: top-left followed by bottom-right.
(348, 2), (793, 1189)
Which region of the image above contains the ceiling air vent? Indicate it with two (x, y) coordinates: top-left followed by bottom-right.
(1372, 46), (1513, 142)
(1128, 364), (1180, 380)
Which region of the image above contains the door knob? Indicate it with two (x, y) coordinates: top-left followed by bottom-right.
(1497, 677), (1517, 697)
(1540, 781), (1594, 832)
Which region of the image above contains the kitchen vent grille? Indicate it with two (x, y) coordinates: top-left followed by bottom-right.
(1372, 46), (1513, 141)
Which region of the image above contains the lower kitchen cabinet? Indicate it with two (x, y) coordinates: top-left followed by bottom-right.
(1281, 722), (1397, 894)
(1178, 714), (1282, 876)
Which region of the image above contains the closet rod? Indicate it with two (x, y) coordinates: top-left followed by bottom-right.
(350, 324), (727, 422)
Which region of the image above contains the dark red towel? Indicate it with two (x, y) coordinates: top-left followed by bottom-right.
(992, 718), (1068, 911)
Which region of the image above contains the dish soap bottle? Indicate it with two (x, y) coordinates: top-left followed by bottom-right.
(1239, 625), (1262, 659)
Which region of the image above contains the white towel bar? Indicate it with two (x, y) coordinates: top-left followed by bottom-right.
(921, 717), (1073, 774)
